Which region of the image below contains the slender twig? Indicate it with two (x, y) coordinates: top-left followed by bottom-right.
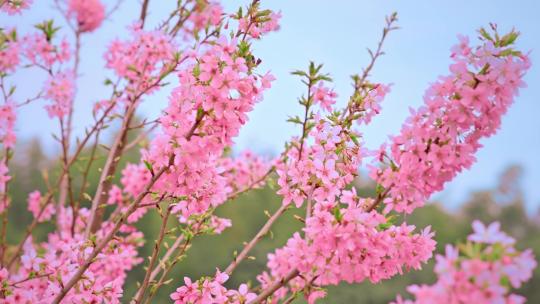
(227, 166), (275, 200)
(146, 234), (184, 284)
(72, 129), (101, 235)
(143, 234), (193, 304)
(0, 148), (11, 266)
(132, 205), (171, 303)
(366, 186), (392, 212)
(297, 80), (313, 160)
(142, 216), (208, 304)
(105, 0), (126, 20)
(224, 203), (288, 275)
(85, 101), (137, 236)
(124, 123), (157, 151)
(341, 12), (399, 124)
(140, 0), (150, 28)
(248, 269), (300, 304)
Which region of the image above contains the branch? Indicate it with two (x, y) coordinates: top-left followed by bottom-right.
(248, 269), (300, 304)
(140, 0), (150, 28)
(224, 203), (288, 275)
(132, 205), (171, 303)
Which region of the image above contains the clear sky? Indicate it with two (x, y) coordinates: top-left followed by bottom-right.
(4, 1), (540, 211)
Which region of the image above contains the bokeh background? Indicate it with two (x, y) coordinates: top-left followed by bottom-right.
(3, 1), (540, 303)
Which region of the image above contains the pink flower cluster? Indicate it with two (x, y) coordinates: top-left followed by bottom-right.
(23, 33), (70, 68)
(393, 221), (537, 304)
(141, 36), (273, 221)
(68, 0), (105, 33)
(0, 102), (16, 148)
(258, 190), (436, 303)
(356, 83), (391, 125)
(237, 9), (281, 39)
(312, 83), (337, 112)
(0, 206), (143, 303)
(276, 119), (363, 208)
(105, 26), (174, 96)
(0, 0), (32, 15)
(371, 33), (530, 213)
(44, 71), (75, 119)
(186, 1), (223, 35)
(219, 150), (271, 194)
(116, 163), (152, 223)
(0, 29), (19, 72)
(171, 270), (256, 304)
(27, 190), (55, 222)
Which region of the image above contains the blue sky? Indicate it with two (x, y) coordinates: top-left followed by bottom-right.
(5, 1), (540, 211)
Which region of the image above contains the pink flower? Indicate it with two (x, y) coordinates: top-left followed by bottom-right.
(21, 247), (42, 272)
(0, 102), (16, 148)
(468, 220), (515, 245)
(0, 161), (10, 193)
(68, 0), (105, 33)
(0, 29), (20, 72)
(0, 0), (32, 15)
(44, 71), (75, 119)
(27, 190), (54, 222)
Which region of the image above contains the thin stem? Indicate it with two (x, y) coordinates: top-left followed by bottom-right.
(105, 0), (126, 20)
(72, 129), (101, 235)
(132, 205), (171, 303)
(143, 236), (193, 304)
(297, 80), (313, 160)
(248, 269), (300, 304)
(224, 203), (288, 276)
(0, 148), (11, 266)
(140, 0), (150, 28)
(366, 186), (392, 212)
(146, 234), (184, 285)
(85, 102), (136, 237)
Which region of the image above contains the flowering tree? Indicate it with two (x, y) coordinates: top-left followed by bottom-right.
(0, 0), (535, 303)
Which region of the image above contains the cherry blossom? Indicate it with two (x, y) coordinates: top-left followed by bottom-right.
(468, 220), (515, 245)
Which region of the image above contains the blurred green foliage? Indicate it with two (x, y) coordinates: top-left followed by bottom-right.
(6, 137), (540, 303)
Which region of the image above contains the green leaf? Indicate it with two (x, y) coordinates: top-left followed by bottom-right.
(478, 28), (494, 42)
(350, 133), (360, 145)
(144, 160), (155, 176)
(332, 206), (343, 222)
(499, 30), (519, 47)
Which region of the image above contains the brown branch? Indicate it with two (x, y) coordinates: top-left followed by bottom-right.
(132, 205), (171, 303)
(85, 102), (137, 236)
(224, 203), (288, 275)
(140, 0), (150, 28)
(146, 234), (184, 285)
(248, 269), (299, 304)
